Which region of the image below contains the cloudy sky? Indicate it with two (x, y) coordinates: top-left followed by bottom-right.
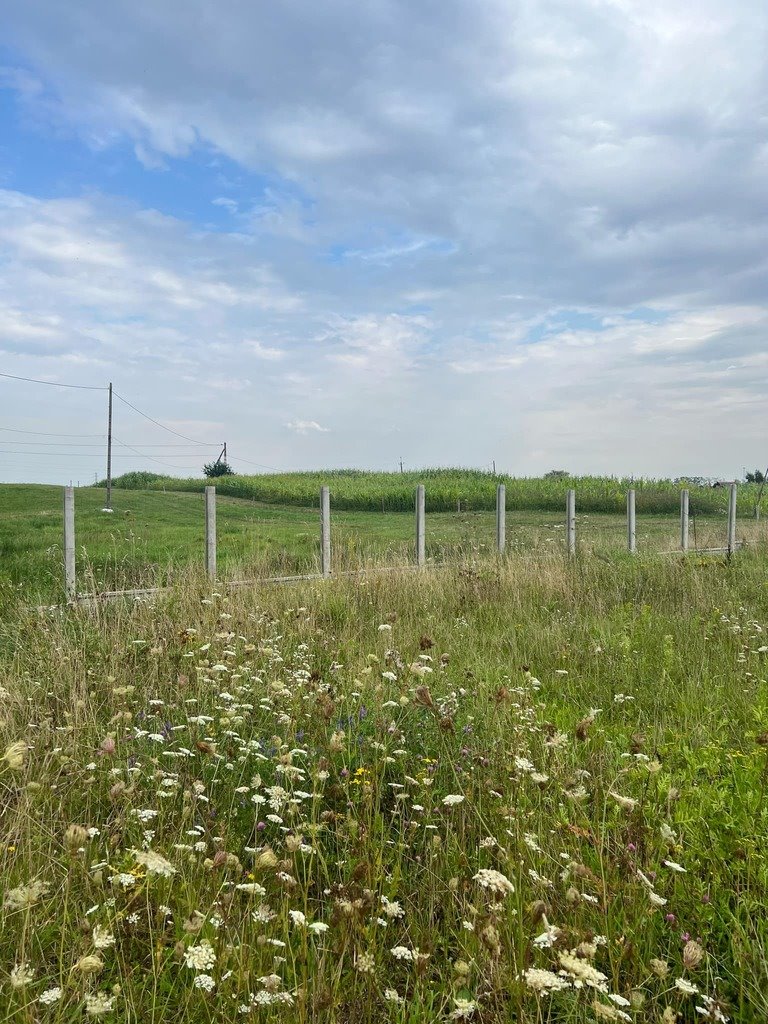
(1, 0), (766, 483)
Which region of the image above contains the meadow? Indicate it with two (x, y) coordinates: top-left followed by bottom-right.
(1, 553), (767, 1022)
(1, 481), (763, 607)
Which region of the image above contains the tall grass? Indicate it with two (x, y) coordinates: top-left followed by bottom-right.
(107, 469), (762, 516)
(1, 555), (767, 1021)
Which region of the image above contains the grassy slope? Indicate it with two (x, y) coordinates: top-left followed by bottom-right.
(1, 557), (767, 1021)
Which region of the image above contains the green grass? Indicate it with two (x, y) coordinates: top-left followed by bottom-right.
(1, 555), (767, 1021)
(2, 484), (765, 606)
(104, 468), (766, 516)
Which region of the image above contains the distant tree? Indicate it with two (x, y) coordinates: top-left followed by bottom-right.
(544, 469), (569, 479)
(203, 461), (235, 478)
(746, 469), (765, 484)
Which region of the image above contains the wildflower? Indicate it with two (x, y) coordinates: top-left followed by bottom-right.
(609, 792), (637, 811)
(533, 923), (561, 948)
(132, 849), (176, 877)
(650, 958), (670, 978)
(308, 921), (329, 934)
(10, 962), (34, 988)
(443, 794), (465, 806)
(558, 951), (609, 992)
(39, 987), (63, 1005)
(648, 891), (667, 907)
(660, 823), (678, 847)
(663, 860), (687, 873)
(184, 941), (217, 971)
(695, 995), (729, 1022)
(65, 824), (89, 849)
(84, 992), (115, 1016)
(384, 989), (404, 1004)
(288, 910), (307, 927)
(450, 998), (478, 1019)
(683, 940), (705, 970)
(473, 868), (515, 896)
(2, 741), (27, 770)
(74, 955), (104, 975)
(193, 974), (216, 991)
(390, 946), (414, 961)
(355, 951), (376, 974)
(381, 897), (405, 918)
(236, 882), (267, 896)
(675, 977), (699, 996)
(522, 968), (570, 995)
(593, 1001), (631, 1021)
(4, 879), (48, 911)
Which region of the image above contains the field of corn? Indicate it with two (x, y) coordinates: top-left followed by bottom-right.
(104, 470), (766, 517)
(1, 551), (767, 1022)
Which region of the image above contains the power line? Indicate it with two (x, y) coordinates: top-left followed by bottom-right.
(112, 437), (200, 472)
(0, 439), (214, 448)
(0, 426), (105, 437)
(113, 391), (219, 445)
(0, 371), (107, 391)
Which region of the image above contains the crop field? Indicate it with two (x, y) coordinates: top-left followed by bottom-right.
(1, 482), (765, 606)
(1, 553), (767, 1022)
(104, 469), (765, 516)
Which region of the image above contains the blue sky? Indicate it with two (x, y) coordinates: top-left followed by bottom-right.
(1, 1), (767, 484)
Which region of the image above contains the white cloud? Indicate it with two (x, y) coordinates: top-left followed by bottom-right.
(286, 420), (329, 434)
(0, 0), (767, 481)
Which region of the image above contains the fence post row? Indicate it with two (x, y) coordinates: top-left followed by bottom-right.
(416, 484), (426, 567)
(63, 485), (76, 601)
(205, 486), (217, 579)
(680, 489), (689, 552)
(566, 489), (576, 556)
(496, 483), (506, 554)
(627, 489), (636, 554)
(320, 486), (331, 578)
(727, 482), (737, 556)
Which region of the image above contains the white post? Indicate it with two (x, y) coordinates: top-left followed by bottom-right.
(320, 486), (331, 578)
(566, 489), (576, 556)
(496, 483), (506, 553)
(727, 482), (737, 556)
(680, 489), (689, 552)
(416, 484), (425, 567)
(63, 486), (76, 601)
(205, 486), (217, 579)
(627, 489), (636, 554)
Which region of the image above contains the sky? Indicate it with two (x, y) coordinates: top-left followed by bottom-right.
(0, 0), (766, 484)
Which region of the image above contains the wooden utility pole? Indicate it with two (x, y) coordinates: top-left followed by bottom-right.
(105, 382), (113, 509)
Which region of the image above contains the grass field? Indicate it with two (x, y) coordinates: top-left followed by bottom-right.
(1, 554), (767, 1021)
(1, 484), (765, 605)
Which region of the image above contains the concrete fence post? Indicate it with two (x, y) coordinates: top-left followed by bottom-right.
(680, 489), (689, 552)
(416, 484), (425, 567)
(63, 485), (76, 601)
(320, 486), (331, 578)
(566, 489), (576, 556)
(627, 489), (636, 554)
(496, 483), (506, 553)
(205, 486), (217, 579)
(727, 482), (737, 556)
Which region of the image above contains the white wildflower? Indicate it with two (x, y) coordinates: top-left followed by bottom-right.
(184, 941), (216, 971)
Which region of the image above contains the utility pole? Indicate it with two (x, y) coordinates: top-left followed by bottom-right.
(399, 457), (403, 474)
(223, 442), (227, 463)
(105, 381), (113, 509)
(492, 460), (496, 475)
